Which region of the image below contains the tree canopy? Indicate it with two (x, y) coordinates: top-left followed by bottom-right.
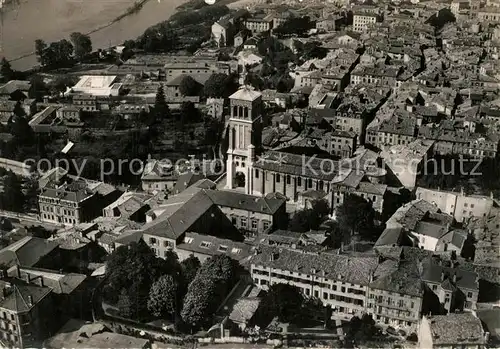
(179, 75), (200, 96)
(154, 85), (170, 120)
(180, 255), (201, 286)
(289, 199), (330, 232)
(258, 283), (304, 323)
(273, 16), (314, 38)
(103, 240), (180, 319)
(0, 58), (14, 82)
(0, 171), (24, 212)
(181, 254), (237, 329)
(344, 314), (383, 346)
(336, 194), (375, 238)
(203, 73), (236, 98)
(70, 32), (93, 61)
(148, 274), (178, 319)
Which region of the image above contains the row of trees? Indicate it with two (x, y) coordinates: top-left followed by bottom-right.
(35, 32), (92, 68)
(104, 241), (238, 331)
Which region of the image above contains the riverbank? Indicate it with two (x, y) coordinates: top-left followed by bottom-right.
(3, 0), (188, 70)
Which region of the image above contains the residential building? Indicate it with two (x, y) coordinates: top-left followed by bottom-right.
(138, 182), (286, 260)
(164, 59), (231, 84)
(380, 139), (435, 189)
(367, 261), (423, 333)
(416, 187), (495, 223)
(329, 130), (357, 157)
(375, 117), (417, 148)
(244, 13), (273, 34)
(0, 80), (33, 101)
(39, 175), (120, 226)
(0, 279), (54, 348)
(0, 237), (60, 270)
(477, 7), (500, 23)
(418, 313), (487, 349)
(141, 160), (178, 193)
(421, 259), (479, 313)
(250, 245), (379, 318)
(72, 94), (98, 112)
(175, 232), (253, 263)
(353, 12), (380, 32)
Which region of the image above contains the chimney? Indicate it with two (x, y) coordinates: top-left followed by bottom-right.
(27, 295), (33, 306)
(34, 276), (44, 287)
(441, 271), (445, 281)
(452, 273), (457, 283)
(485, 332), (490, 342)
(24, 273), (30, 283)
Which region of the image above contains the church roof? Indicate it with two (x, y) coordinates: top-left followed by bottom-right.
(230, 87), (262, 102)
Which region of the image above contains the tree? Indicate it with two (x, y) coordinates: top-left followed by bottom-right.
(344, 314), (382, 345)
(336, 194), (375, 238)
(204, 73), (231, 98)
(181, 255), (201, 286)
(0, 171), (25, 212)
(179, 101), (200, 124)
(179, 75), (200, 96)
(0, 58), (14, 82)
(273, 16), (314, 38)
(35, 39), (47, 66)
(154, 85), (170, 120)
(259, 284), (304, 323)
(289, 199), (330, 232)
(70, 32), (93, 61)
(103, 240), (180, 319)
(181, 255), (237, 329)
(148, 275), (178, 319)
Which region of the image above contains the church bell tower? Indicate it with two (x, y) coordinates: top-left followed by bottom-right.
(225, 86), (262, 194)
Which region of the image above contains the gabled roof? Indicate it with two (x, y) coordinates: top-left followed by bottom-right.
(0, 280), (52, 313)
(0, 237), (59, 268)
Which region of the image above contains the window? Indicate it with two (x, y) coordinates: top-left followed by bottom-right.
(276, 174), (280, 183)
(200, 241), (212, 249)
(149, 237), (157, 245)
(255, 169), (259, 178)
(286, 175), (291, 184)
(467, 292), (473, 298)
(323, 292), (328, 300)
(314, 290), (319, 298)
(163, 240), (172, 248)
(297, 177), (302, 186)
(464, 203), (468, 207)
(263, 221), (270, 230)
(231, 248), (241, 254)
(471, 204), (475, 208)
(240, 217), (247, 228)
(218, 245), (228, 252)
(308, 178), (313, 188)
(251, 220), (258, 230)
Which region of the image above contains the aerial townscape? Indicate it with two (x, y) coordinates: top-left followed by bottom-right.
(0, 0), (499, 347)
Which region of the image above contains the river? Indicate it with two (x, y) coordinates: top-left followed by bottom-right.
(1, 0), (188, 70)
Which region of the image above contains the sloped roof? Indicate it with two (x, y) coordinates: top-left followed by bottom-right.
(229, 87), (262, 102)
(0, 237), (59, 268)
(0, 280), (52, 313)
